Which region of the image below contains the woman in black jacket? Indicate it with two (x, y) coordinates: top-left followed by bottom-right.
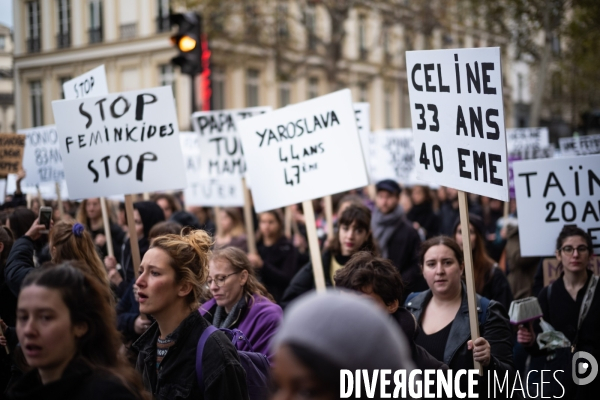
(406, 185), (440, 239)
(404, 236), (515, 397)
(247, 210), (301, 303)
(6, 263), (148, 400)
(280, 203), (378, 308)
(132, 229), (248, 400)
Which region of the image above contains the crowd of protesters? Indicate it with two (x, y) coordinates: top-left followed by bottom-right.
(0, 172), (598, 399)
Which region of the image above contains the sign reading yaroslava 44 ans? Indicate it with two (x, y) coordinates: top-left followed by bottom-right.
(513, 154), (600, 256)
(238, 89), (369, 213)
(190, 107), (272, 206)
(406, 47), (509, 201)
(52, 86), (186, 199)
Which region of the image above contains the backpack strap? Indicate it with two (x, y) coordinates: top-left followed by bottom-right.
(196, 325), (218, 394)
(478, 296), (490, 325)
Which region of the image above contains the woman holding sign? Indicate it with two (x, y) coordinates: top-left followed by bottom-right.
(281, 204), (378, 308)
(517, 226), (599, 399)
(405, 237), (514, 394)
(132, 229), (248, 400)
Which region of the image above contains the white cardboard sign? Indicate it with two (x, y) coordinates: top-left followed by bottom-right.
(52, 86), (186, 199)
(179, 131), (245, 207)
(559, 134), (600, 156)
(238, 89), (369, 212)
(62, 65), (109, 100)
(406, 47), (509, 201)
(369, 129), (417, 184)
(513, 154), (600, 256)
(506, 127), (551, 158)
(18, 125), (65, 186)
(354, 103), (371, 180)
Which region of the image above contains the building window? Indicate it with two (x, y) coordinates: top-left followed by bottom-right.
(279, 83), (291, 108)
(159, 64), (176, 98)
(306, 5), (316, 50)
(27, 1), (41, 53)
(359, 82), (368, 102)
(56, 0), (71, 48)
(89, 0), (103, 44)
(156, 0), (170, 33)
(382, 26), (391, 60)
(0, 35), (5, 50)
(358, 14), (367, 60)
(277, 3), (289, 41)
(384, 86), (393, 129)
(59, 76), (72, 99)
(211, 66), (225, 110)
(308, 77), (319, 99)
(246, 69), (260, 107)
(30, 80), (43, 127)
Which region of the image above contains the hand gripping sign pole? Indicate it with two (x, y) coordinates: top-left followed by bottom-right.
(458, 191), (483, 374)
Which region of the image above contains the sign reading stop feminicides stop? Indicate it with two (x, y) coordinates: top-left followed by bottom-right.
(406, 47), (509, 374)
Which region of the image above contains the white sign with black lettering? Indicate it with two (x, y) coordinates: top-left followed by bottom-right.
(513, 154), (600, 256)
(406, 47), (509, 201)
(179, 131), (244, 207)
(238, 89), (369, 212)
(18, 125), (65, 186)
(506, 127), (551, 158)
(369, 129), (417, 184)
(354, 103), (371, 179)
(52, 86), (186, 199)
(559, 134), (600, 156)
(62, 65), (109, 100)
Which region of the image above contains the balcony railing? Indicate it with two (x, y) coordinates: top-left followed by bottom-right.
(120, 23), (137, 40)
(56, 32), (71, 49)
(27, 37), (41, 53)
(88, 27), (103, 44)
(156, 15), (170, 33)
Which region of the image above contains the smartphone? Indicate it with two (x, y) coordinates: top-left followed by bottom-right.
(39, 206), (53, 234)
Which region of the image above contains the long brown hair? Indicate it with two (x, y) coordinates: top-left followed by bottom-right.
(219, 207), (245, 237)
(19, 263), (149, 399)
(211, 247), (274, 303)
(454, 222), (495, 294)
(49, 221), (109, 289)
(256, 210), (284, 243)
(329, 203), (378, 256)
(150, 228), (212, 307)
(76, 198), (105, 229)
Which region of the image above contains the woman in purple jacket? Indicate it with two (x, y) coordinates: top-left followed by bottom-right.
(200, 247), (283, 362)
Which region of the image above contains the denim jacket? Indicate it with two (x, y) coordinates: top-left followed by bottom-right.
(132, 311), (249, 400)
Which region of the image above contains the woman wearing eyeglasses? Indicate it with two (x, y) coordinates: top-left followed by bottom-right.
(200, 247), (283, 362)
(517, 225), (599, 399)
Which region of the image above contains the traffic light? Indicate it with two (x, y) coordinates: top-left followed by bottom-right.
(170, 12), (202, 75)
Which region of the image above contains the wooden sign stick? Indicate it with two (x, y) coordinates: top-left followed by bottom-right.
(100, 197), (115, 258)
(124, 194), (141, 279)
(36, 185), (44, 207)
(324, 195), (334, 240)
(214, 206), (222, 237)
(284, 206), (293, 239)
(242, 178), (257, 254)
(302, 199), (326, 292)
(503, 200), (510, 219)
(26, 192), (32, 209)
(458, 190), (483, 375)
(55, 182), (64, 221)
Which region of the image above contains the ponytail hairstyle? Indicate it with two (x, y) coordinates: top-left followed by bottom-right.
(211, 247), (275, 303)
(150, 228), (212, 307)
(19, 263), (149, 400)
(49, 221), (109, 288)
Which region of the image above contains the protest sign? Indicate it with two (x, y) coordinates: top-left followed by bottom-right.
(542, 258), (600, 287)
(0, 134), (26, 175)
(189, 107), (271, 206)
(354, 103), (371, 178)
(406, 47), (509, 202)
(559, 134), (600, 156)
(52, 86), (186, 199)
(238, 89), (368, 213)
(368, 129), (417, 184)
(513, 154), (600, 256)
(506, 127), (554, 159)
(62, 65), (109, 100)
(18, 125), (65, 186)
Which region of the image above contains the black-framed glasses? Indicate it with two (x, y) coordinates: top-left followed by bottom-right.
(560, 245), (589, 255)
(206, 271), (240, 287)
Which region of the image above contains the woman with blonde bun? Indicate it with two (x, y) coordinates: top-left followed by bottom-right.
(132, 229), (248, 400)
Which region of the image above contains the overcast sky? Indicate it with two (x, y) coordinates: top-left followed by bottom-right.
(0, 0), (12, 29)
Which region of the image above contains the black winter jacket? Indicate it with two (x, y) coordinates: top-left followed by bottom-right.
(6, 358), (142, 400)
(132, 310), (249, 400)
(257, 236), (301, 303)
(4, 236), (36, 297)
